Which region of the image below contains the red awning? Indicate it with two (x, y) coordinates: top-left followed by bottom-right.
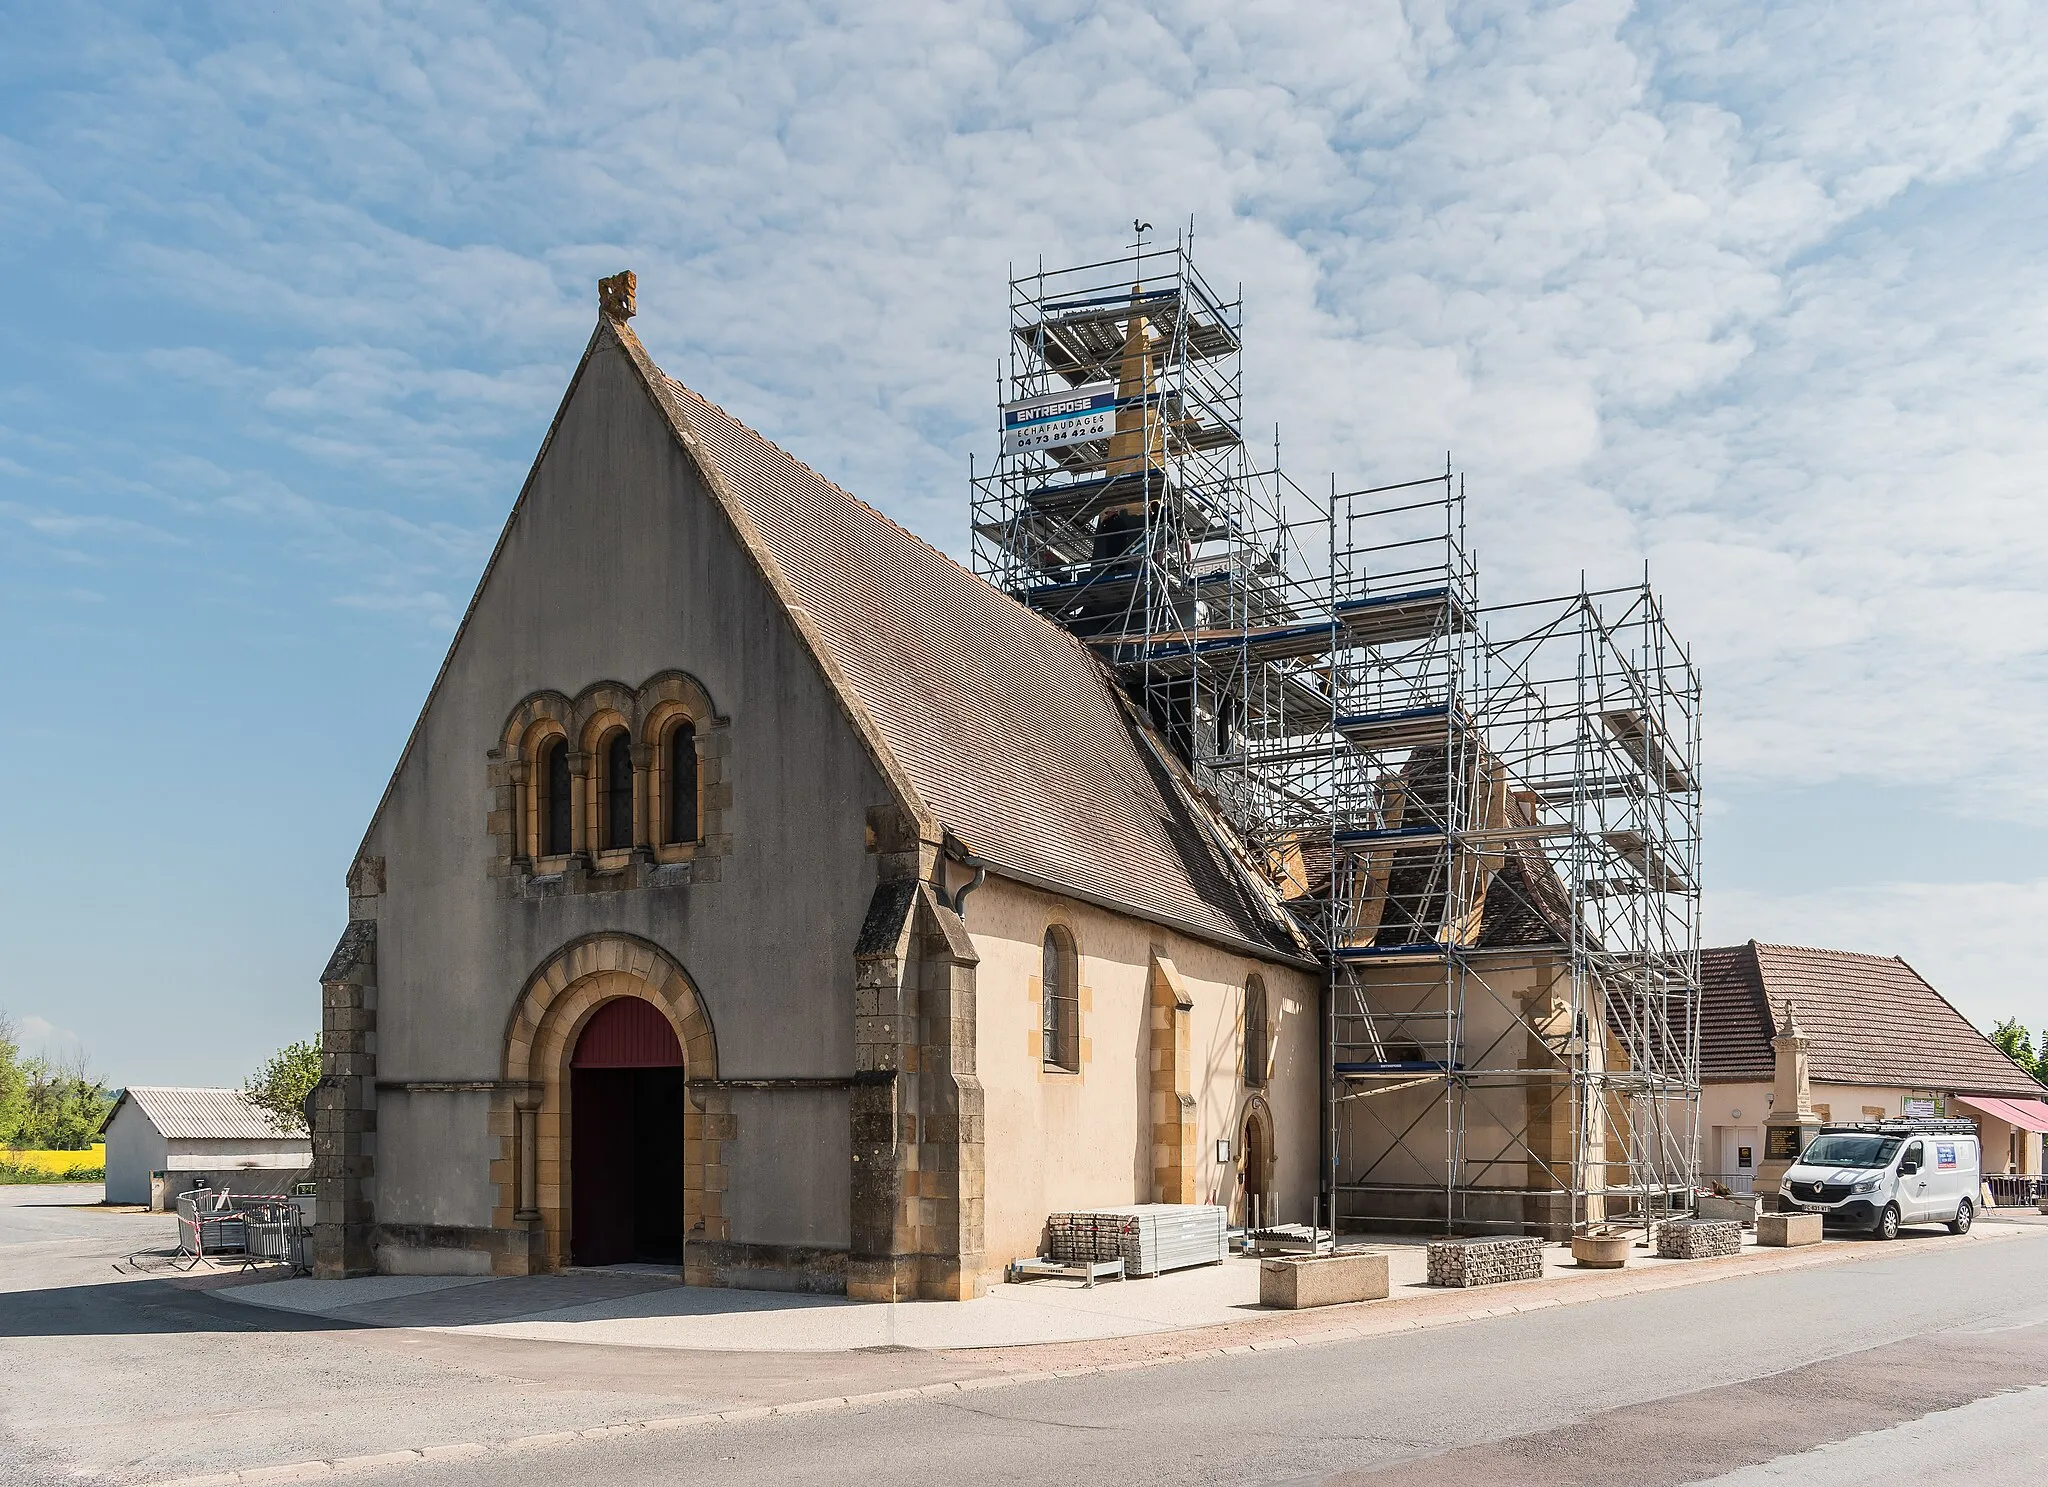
(1955, 1095), (2048, 1134)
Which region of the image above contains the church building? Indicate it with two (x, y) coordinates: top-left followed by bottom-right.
(313, 273), (1321, 1298)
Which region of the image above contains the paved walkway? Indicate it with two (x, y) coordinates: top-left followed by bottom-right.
(215, 1222), (2002, 1352)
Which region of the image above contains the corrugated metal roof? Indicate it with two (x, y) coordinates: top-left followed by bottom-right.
(1700, 941), (2044, 1098)
(615, 328), (1306, 962)
(111, 1086), (302, 1141)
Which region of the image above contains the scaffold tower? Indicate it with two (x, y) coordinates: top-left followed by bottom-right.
(971, 231), (1704, 1239)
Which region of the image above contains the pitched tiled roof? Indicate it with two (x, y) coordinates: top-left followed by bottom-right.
(1700, 941), (2044, 1098)
(105, 1087), (306, 1142)
(1699, 943), (1776, 1081)
(619, 329), (1307, 963)
(1475, 841), (1577, 950)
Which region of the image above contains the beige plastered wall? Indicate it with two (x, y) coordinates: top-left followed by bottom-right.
(1336, 954), (1573, 1210)
(965, 874), (1319, 1272)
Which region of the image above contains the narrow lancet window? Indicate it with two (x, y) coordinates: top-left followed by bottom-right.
(541, 737), (571, 856)
(668, 721), (698, 843)
(603, 730), (633, 850)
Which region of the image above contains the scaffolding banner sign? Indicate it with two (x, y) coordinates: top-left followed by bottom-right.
(1001, 383), (1116, 454)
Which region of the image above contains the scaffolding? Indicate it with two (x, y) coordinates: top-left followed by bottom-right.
(972, 232), (1703, 1238)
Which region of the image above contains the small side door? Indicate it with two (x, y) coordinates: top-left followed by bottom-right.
(1897, 1140), (1929, 1222)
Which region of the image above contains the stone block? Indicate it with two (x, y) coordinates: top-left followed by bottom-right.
(1695, 1193), (1762, 1229)
(1260, 1251), (1390, 1308)
(1426, 1236), (1544, 1287)
(1656, 1219), (1742, 1259)
(1756, 1211), (1822, 1248)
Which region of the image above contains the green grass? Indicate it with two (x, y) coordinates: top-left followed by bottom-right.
(0, 1159), (104, 1184)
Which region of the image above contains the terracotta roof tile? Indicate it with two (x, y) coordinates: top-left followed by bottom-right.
(1700, 943), (1775, 1081)
(1701, 941), (2043, 1098)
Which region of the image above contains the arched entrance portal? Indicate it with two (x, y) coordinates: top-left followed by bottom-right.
(1242, 1105), (1273, 1229)
(570, 997), (686, 1266)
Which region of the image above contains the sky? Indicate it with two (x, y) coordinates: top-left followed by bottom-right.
(2, 1), (2045, 1088)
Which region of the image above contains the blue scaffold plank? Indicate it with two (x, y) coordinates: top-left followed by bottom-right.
(1335, 941), (1456, 960)
(1331, 824), (1448, 847)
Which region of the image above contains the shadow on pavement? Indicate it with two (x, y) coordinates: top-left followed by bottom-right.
(0, 1274), (365, 1339)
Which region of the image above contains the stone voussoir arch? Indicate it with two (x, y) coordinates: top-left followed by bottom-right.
(495, 932), (727, 1273)
(634, 668), (725, 733)
(505, 931), (718, 1082)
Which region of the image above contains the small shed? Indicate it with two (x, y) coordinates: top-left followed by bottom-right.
(101, 1087), (311, 1208)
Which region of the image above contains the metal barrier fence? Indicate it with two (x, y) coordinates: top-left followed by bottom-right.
(174, 1191), (309, 1270)
(1986, 1174), (2044, 1208)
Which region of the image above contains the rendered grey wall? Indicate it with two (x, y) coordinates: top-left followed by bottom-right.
(361, 333), (895, 1253)
(375, 1090), (497, 1229)
(721, 1088), (853, 1248)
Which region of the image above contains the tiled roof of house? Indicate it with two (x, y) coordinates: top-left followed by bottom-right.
(1699, 942), (1777, 1081)
(104, 1087), (306, 1143)
(1700, 941), (2043, 1098)
(620, 329), (1307, 963)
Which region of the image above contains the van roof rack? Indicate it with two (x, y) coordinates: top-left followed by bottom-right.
(1817, 1118), (1978, 1136)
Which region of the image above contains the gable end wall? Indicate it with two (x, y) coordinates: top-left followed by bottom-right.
(348, 336), (902, 1273)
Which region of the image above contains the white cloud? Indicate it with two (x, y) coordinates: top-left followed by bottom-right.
(14, 1015), (85, 1061)
(6, 0), (2048, 822)
(1707, 878), (2048, 1034)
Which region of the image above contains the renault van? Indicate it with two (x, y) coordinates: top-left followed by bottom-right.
(1777, 1123), (1979, 1240)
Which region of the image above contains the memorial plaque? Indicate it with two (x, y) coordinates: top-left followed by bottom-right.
(1765, 1126), (1807, 1160)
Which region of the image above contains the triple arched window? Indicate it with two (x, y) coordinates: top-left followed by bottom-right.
(500, 673), (716, 870)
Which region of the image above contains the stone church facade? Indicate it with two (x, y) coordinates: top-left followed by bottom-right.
(314, 274), (1320, 1299)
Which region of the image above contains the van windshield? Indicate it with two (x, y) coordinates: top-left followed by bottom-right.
(1800, 1135), (1901, 1169)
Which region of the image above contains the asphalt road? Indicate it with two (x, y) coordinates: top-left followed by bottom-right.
(384, 1232), (2048, 1487)
(6, 1184), (2048, 1486)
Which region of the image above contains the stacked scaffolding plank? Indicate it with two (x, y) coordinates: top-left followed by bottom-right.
(972, 234), (1703, 1240)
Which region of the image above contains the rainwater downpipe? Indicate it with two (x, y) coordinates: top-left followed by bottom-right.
(941, 836), (989, 919)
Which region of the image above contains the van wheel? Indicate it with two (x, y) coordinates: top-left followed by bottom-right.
(1878, 1203), (1901, 1240)
(1949, 1199), (1973, 1235)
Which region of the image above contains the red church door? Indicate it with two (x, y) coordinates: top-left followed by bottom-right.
(570, 997), (686, 1267)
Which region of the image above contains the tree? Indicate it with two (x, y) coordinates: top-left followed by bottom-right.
(0, 1012), (26, 1147)
(243, 1038), (322, 1136)
(1991, 1019), (2048, 1083)
(14, 1054), (111, 1150)
(0, 1010), (111, 1150)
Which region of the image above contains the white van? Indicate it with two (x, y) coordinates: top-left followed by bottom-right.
(1777, 1123), (1980, 1240)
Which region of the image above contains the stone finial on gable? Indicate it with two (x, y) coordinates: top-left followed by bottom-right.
(599, 270), (637, 320)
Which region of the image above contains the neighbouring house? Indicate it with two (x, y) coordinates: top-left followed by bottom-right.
(101, 1087), (311, 1209)
(314, 273), (1321, 1295)
(1700, 941), (2048, 1192)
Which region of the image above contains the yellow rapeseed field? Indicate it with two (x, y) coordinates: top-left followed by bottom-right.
(1, 1144), (107, 1174)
